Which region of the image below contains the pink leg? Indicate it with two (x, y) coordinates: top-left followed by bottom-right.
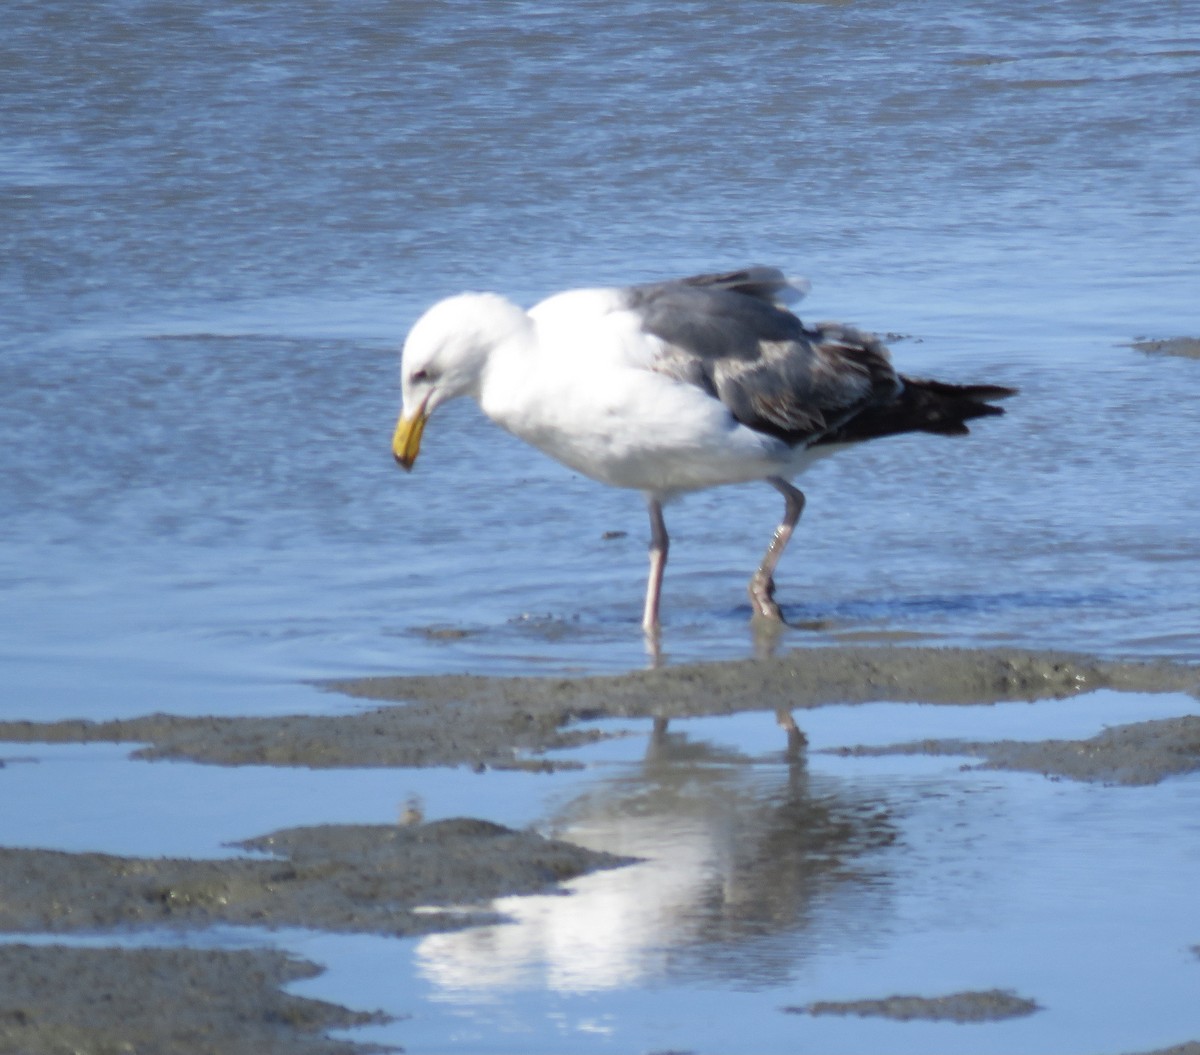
(747, 477), (806, 621)
(642, 497), (669, 634)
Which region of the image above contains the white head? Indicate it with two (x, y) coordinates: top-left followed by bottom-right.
(392, 292), (529, 470)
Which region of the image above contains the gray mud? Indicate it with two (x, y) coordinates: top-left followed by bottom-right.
(0, 818), (629, 937)
(835, 714), (1200, 785)
(0, 819), (626, 1054)
(0, 647), (1194, 770)
(785, 988), (1040, 1022)
(0, 944), (391, 1055)
(1130, 336), (1200, 359)
(2, 646), (1199, 1053)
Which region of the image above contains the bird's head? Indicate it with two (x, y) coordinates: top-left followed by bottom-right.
(392, 292), (528, 470)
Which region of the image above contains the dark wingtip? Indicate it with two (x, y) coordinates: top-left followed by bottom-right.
(814, 376), (1017, 446)
(970, 383), (1019, 402)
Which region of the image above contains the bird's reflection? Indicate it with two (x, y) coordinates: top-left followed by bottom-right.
(415, 718), (897, 994)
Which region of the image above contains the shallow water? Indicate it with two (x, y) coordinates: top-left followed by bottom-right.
(5, 692), (1200, 1054)
(4, 0), (1200, 719)
(3, 0), (1200, 1051)
(329, 694), (1200, 1055)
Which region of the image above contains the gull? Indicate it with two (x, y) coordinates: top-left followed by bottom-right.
(392, 267), (1015, 635)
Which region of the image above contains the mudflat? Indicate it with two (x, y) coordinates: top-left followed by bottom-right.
(2, 645), (1199, 1053)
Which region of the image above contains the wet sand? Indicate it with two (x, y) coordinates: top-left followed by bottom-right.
(1, 646), (1195, 771)
(0, 819), (630, 938)
(1130, 336), (1200, 359)
(2, 645), (1199, 1052)
(0, 944), (391, 1055)
(0, 820), (626, 1055)
(834, 714), (1200, 785)
(785, 988), (1041, 1022)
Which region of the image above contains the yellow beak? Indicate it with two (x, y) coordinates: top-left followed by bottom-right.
(392, 407), (428, 471)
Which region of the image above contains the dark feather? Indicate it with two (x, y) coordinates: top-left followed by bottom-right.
(815, 376), (1017, 445)
(624, 268), (1015, 449)
(627, 277), (899, 446)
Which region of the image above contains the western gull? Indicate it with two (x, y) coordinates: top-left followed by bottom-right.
(392, 267), (1015, 635)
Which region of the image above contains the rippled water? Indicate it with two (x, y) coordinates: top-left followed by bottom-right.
(4, 0), (1200, 717)
(3, 1), (1200, 1051)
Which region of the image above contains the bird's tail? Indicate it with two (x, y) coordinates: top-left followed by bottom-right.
(816, 376), (1017, 445)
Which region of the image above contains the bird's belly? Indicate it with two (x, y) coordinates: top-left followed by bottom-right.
(488, 393), (805, 493)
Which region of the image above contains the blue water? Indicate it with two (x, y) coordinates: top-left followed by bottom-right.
(3, 2), (1200, 1052)
(4, 0), (1200, 718)
(6, 692), (1200, 1055)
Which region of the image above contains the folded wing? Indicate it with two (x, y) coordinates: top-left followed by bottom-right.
(626, 269), (901, 446)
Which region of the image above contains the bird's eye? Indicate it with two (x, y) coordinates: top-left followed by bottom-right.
(410, 367), (436, 384)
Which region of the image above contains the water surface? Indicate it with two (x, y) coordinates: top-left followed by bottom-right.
(3, 1), (1200, 1051)
(4, 0), (1200, 718)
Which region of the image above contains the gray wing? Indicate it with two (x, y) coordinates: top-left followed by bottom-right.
(677, 266), (810, 306)
(625, 271), (900, 446)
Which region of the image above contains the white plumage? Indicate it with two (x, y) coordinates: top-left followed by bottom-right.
(393, 267), (1013, 636)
